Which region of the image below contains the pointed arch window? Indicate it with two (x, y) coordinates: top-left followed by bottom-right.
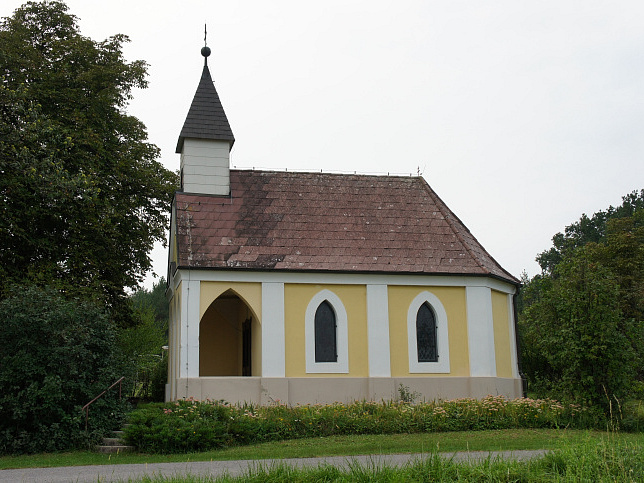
(315, 301), (337, 363)
(407, 291), (450, 373)
(305, 290), (349, 373)
(416, 302), (438, 362)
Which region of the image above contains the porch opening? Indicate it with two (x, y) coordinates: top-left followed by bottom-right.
(199, 290), (260, 376)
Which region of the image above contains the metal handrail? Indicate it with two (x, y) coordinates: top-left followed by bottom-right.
(82, 376), (125, 430)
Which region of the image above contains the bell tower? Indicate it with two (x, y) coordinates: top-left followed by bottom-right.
(176, 31), (235, 195)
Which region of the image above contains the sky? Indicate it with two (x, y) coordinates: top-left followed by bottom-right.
(3, 0), (644, 289)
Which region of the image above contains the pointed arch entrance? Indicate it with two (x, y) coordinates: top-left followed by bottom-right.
(199, 289), (261, 376)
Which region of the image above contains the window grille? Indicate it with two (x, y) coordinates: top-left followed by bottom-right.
(314, 300), (337, 363)
(416, 302), (438, 362)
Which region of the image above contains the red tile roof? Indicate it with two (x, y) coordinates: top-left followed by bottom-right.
(173, 170), (518, 284)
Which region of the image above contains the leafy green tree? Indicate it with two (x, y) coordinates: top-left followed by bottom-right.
(130, 277), (169, 326)
(118, 303), (167, 401)
(0, 1), (178, 324)
(0, 286), (126, 454)
(119, 278), (169, 401)
(586, 214), (644, 386)
(588, 213), (644, 323)
(519, 192), (643, 411)
(520, 248), (636, 410)
(536, 190), (643, 273)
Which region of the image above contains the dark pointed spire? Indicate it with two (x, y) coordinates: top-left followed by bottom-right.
(176, 36), (235, 153)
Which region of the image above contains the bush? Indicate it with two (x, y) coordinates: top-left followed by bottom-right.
(621, 400), (644, 432)
(118, 296), (167, 402)
(148, 351), (168, 402)
(0, 286), (127, 454)
(124, 396), (594, 453)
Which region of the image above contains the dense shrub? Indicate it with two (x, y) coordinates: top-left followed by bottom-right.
(117, 302), (167, 402)
(125, 396), (593, 453)
(621, 400), (644, 432)
(0, 286), (127, 454)
(148, 351), (168, 402)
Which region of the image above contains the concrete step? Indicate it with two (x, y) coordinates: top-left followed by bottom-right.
(101, 437), (124, 446)
(96, 444), (135, 454)
(95, 427), (134, 453)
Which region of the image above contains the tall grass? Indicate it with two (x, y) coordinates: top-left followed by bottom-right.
(125, 438), (644, 482)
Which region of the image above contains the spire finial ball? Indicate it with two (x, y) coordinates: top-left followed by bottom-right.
(201, 46), (211, 58)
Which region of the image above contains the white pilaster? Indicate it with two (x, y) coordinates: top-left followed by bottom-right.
(261, 282), (286, 377)
(466, 286), (496, 377)
(366, 284), (391, 377)
(179, 279), (201, 379)
(167, 297), (176, 401)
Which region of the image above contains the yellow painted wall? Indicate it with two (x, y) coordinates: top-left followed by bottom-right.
(284, 284), (368, 377)
(388, 286), (469, 377)
(200, 282), (261, 321)
(492, 290), (513, 378)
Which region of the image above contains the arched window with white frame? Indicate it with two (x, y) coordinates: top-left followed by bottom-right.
(305, 290), (348, 373)
(407, 291), (450, 373)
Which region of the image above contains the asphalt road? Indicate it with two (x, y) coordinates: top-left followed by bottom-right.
(0, 450), (549, 482)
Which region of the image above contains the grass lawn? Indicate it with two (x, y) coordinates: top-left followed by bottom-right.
(1, 429), (642, 470)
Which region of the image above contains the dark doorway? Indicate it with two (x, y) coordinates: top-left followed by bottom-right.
(242, 317), (252, 376)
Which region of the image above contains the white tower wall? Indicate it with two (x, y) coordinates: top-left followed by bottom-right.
(180, 138), (231, 195)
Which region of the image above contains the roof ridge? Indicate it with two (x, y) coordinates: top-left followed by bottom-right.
(229, 168), (421, 179)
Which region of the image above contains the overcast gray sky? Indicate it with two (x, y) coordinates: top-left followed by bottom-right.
(3, 0), (644, 288)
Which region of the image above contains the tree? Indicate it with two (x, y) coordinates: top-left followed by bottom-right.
(130, 277), (170, 326)
(588, 213), (644, 323)
(536, 190), (644, 273)
(520, 247), (636, 410)
(119, 278), (169, 401)
(0, 1), (178, 324)
(118, 303), (168, 401)
(0, 286), (126, 454)
(519, 192), (644, 411)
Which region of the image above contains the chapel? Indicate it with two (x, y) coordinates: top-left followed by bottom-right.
(166, 46), (522, 404)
